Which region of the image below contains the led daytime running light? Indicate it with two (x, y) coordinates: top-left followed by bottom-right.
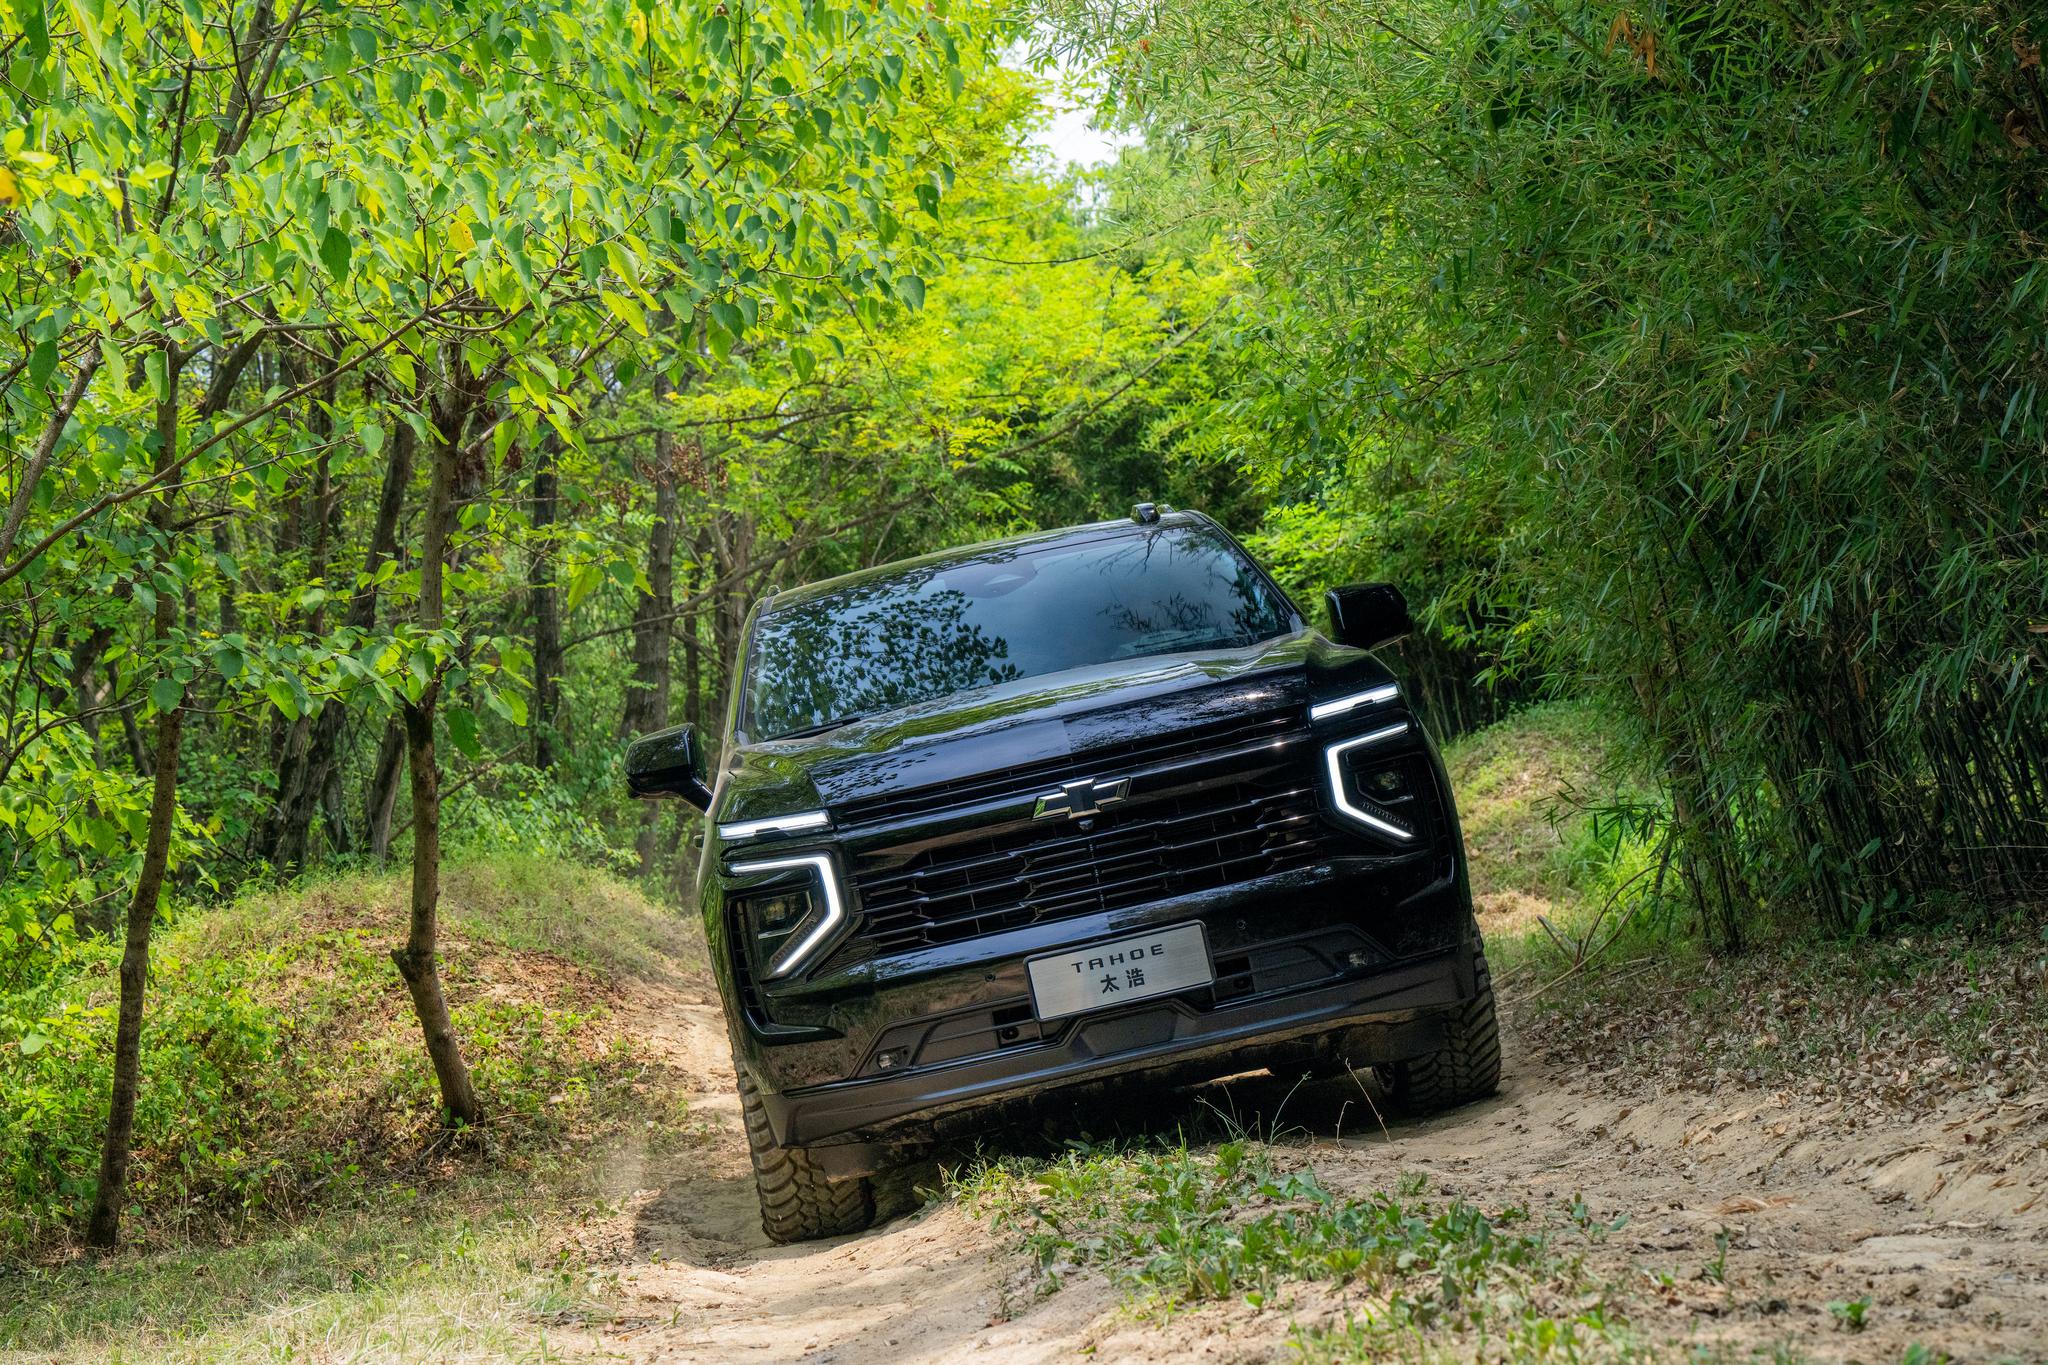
(1309, 684), (1400, 722)
(718, 809), (830, 841)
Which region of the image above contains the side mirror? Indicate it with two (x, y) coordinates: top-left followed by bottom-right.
(625, 723), (713, 809)
(1325, 583), (1412, 652)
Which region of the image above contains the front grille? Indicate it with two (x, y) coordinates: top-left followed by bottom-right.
(849, 775), (1327, 954)
(831, 708), (1301, 828)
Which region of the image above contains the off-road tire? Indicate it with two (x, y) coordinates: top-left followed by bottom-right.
(735, 1059), (875, 1243)
(1381, 947), (1502, 1114)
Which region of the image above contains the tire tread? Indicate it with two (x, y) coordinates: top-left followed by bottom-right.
(734, 1057), (875, 1243)
(1385, 947), (1502, 1114)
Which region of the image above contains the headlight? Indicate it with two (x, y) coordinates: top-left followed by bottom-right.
(728, 852), (845, 979)
(1324, 721), (1418, 841)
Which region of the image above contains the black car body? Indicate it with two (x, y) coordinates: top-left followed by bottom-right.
(627, 509), (1499, 1241)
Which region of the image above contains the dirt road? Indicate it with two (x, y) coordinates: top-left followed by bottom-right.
(564, 964), (2048, 1362)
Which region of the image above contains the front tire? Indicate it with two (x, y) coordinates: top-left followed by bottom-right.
(1381, 947), (1502, 1114)
(735, 1057), (875, 1243)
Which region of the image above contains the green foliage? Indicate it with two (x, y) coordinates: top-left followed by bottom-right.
(438, 761), (635, 870)
(1440, 702), (1672, 967)
(0, 717), (209, 947)
(0, 0), (990, 930)
(1042, 0), (2048, 939)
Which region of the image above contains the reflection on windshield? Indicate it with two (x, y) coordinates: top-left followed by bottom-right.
(746, 526), (1293, 740)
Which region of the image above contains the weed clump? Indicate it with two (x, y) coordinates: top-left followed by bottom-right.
(959, 1140), (1638, 1355)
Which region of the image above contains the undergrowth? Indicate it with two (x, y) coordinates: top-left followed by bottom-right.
(1450, 704), (2048, 1117)
(0, 854), (695, 1262)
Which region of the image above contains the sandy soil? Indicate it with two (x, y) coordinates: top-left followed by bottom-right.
(556, 968), (2048, 1363)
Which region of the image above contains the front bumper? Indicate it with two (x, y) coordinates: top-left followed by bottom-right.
(757, 943), (1469, 1148)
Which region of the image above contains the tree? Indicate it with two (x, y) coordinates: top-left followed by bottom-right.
(3, 0), (978, 1244)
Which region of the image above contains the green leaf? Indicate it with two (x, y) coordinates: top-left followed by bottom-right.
(483, 687), (528, 727)
(212, 644), (244, 681)
(21, 0), (48, 59)
(791, 344), (816, 383)
(151, 677), (184, 712)
(27, 339), (57, 390)
(600, 289), (650, 337)
(359, 422), (386, 456)
(265, 680), (301, 722)
(564, 563), (602, 613)
(445, 706), (481, 759)
(17, 1032), (49, 1057)
(897, 275), (926, 311)
(180, 0), (206, 58)
(318, 226), (353, 282)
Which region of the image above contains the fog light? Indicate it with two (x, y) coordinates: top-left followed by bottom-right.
(875, 1048), (909, 1071)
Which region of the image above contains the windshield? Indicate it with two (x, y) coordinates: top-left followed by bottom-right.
(744, 525), (1296, 740)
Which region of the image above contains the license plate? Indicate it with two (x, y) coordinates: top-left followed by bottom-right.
(1026, 922), (1214, 1021)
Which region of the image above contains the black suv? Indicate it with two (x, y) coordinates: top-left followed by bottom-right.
(626, 508), (1498, 1241)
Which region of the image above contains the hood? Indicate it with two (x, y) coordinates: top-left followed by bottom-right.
(713, 630), (1394, 825)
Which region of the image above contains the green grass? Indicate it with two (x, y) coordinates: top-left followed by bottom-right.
(1440, 701), (1665, 966)
(957, 1141), (1643, 1357)
(1, 854), (697, 1265)
(0, 1165), (621, 1364)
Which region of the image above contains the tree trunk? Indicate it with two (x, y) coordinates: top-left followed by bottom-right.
(85, 346), (185, 1251)
(319, 743), (350, 854)
(528, 439), (563, 770)
(85, 698), (183, 1249)
(119, 703), (153, 777)
(66, 622), (115, 751)
(389, 359), (480, 1126)
(622, 433), (678, 739)
(709, 504), (754, 731)
(394, 692), (478, 1125)
(684, 528), (708, 734)
(365, 719), (406, 860)
(213, 522), (240, 637)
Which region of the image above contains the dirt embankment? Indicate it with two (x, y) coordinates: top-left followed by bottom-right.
(552, 959), (2048, 1363)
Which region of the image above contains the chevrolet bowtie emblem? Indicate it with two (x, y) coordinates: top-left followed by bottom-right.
(1033, 776), (1132, 820)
